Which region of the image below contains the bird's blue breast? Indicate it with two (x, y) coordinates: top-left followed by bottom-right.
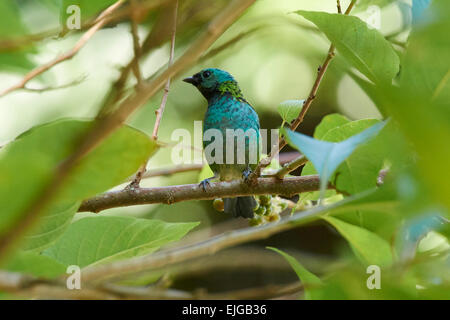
(203, 94), (260, 178)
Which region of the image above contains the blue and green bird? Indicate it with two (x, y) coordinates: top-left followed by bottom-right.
(183, 68), (261, 219)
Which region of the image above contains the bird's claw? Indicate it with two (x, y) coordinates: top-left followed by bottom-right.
(199, 178), (212, 192)
(242, 168), (253, 183)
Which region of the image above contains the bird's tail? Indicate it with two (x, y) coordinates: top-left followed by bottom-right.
(224, 196), (257, 219)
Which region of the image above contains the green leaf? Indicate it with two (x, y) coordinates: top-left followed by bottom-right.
(44, 216), (199, 268)
(197, 164), (214, 183)
(0, 119), (157, 242)
(321, 119), (386, 194)
(314, 113), (350, 139)
(386, 0), (450, 212)
(21, 201), (81, 252)
(267, 247), (321, 300)
(296, 11), (399, 84)
(277, 100), (304, 124)
(300, 113), (349, 202)
(0, 0), (36, 71)
(322, 216), (393, 266)
(282, 121), (386, 199)
(5, 251), (66, 279)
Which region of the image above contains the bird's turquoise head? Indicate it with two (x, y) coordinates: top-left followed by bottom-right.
(183, 68), (244, 101)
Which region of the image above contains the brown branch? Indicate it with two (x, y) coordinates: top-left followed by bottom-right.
(79, 175), (324, 213)
(249, 0), (357, 179)
(125, 163), (204, 182)
(80, 195), (355, 283)
(274, 155), (308, 179)
(337, 0), (342, 14)
(200, 25), (265, 62)
(126, 0), (179, 189)
(0, 0), (125, 98)
(0, 0), (257, 265)
(129, 0), (143, 86)
(152, 0), (178, 141)
(20, 75), (87, 93)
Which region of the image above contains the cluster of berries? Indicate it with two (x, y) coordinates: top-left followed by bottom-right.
(212, 195), (289, 226)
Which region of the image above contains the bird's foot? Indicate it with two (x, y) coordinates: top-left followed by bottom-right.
(199, 177), (214, 192)
(242, 168), (253, 183)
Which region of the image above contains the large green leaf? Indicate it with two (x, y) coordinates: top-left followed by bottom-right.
(282, 120), (385, 200)
(267, 247), (322, 300)
(0, 119), (157, 243)
(313, 113), (350, 139)
(296, 11), (399, 84)
(5, 251), (66, 279)
(300, 118), (386, 195)
(300, 114), (349, 202)
(0, 0), (36, 71)
(44, 216), (199, 268)
(387, 0), (450, 212)
(21, 201), (81, 252)
(323, 216), (393, 266)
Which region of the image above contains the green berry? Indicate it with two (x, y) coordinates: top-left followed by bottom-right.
(265, 213), (280, 223)
(254, 206), (266, 216)
(212, 198), (224, 212)
(249, 217), (264, 227)
(260, 195), (272, 206)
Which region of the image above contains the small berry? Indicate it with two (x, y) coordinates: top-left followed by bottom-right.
(249, 216), (264, 227)
(265, 213), (280, 223)
(212, 198), (224, 212)
(259, 195), (272, 206)
(254, 206), (266, 216)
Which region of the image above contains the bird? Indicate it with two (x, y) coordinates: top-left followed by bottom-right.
(183, 68), (261, 218)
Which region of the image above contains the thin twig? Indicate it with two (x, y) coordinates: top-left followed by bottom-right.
(125, 164), (203, 182)
(274, 155), (308, 179)
(79, 175), (325, 213)
(128, 0), (179, 189)
(337, 0), (342, 14)
(130, 0), (143, 86)
(0, 0), (125, 98)
(249, 0), (357, 180)
(152, 0), (178, 141)
(20, 75), (87, 93)
(0, 0), (257, 265)
(200, 25), (265, 62)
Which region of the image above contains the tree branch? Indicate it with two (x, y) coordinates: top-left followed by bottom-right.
(125, 163), (204, 182)
(80, 196), (353, 283)
(129, 0), (144, 86)
(152, 0), (178, 141)
(274, 155), (308, 179)
(79, 175), (324, 213)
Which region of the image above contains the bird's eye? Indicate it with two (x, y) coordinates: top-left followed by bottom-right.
(203, 70), (211, 78)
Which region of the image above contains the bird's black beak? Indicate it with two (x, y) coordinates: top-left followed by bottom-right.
(183, 76), (198, 86)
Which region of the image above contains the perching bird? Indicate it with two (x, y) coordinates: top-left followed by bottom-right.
(183, 68), (261, 218)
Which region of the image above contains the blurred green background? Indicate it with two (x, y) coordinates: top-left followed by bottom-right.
(1, 0), (448, 297)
